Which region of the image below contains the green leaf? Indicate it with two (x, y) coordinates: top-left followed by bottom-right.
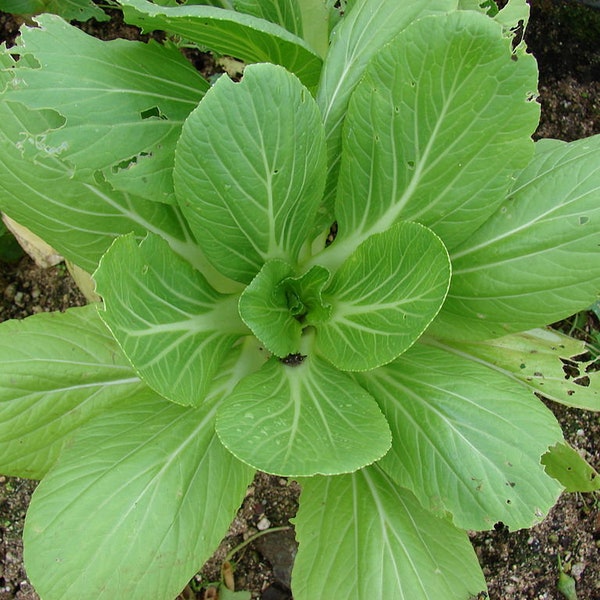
(356, 344), (563, 530)
(557, 561), (578, 600)
(0, 51), (199, 274)
(233, 0), (303, 37)
(216, 353), (391, 476)
(24, 349), (256, 600)
(284, 264), (331, 325)
(292, 465), (486, 600)
(6, 15), (208, 204)
(0, 0), (111, 21)
(0, 306), (158, 479)
(494, 0), (530, 32)
(431, 136), (600, 341)
(332, 10), (538, 259)
(94, 233), (246, 407)
(239, 260), (331, 357)
(239, 259), (300, 357)
(296, 0), (328, 57)
(220, 588), (252, 600)
(316, 222), (451, 371)
(120, 0), (322, 88)
(542, 442), (600, 493)
(431, 328), (600, 410)
(175, 63), (327, 283)
(317, 0), (458, 215)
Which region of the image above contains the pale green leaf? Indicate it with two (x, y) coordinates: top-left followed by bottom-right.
(332, 10), (539, 259)
(542, 442), (600, 493)
(292, 465), (486, 600)
(431, 328), (600, 410)
(220, 588), (252, 600)
(433, 136), (600, 340)
(175, 63), (326, 283)
(24, 349), (256, 600)
(120, 0), (322, 87)
(238, 259), (300, 357)
(0, 306), (158, 479)
(216, 353), (391, 476)
(94, 233), (246, 407)
(317, 0), (458, 215)
(316, 222), (451, 371)
(233, 0), (303, 37)
(284, 264), (331, 325)
(0, 51), (199, 274)
(6, 15), (208, 204)
(239, 260), (331, 357)
(357, 344), (563, 530)
(494, 0), (530, 32)
(296, 0), (328, 57)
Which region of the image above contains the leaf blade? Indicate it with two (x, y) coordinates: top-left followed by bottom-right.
(317, 222), (451, 371)
(0, 305), (155, 479)
(7, 15), (208, 204)
(120, 0), (322, 87)
(292, 466), (486, 600)
(216, 354), (391, 476)
(334, 10), (539, 255)
(94, 233), (245, 406)
(431, 328), (600, 410)
(317, 0), (458, 217)
(24, 354), (255, 600)
(175, 63), (327, 283)
(0, 50), (196, 273)
(357, 343), (563, 530)
(431, 136), (600, 340)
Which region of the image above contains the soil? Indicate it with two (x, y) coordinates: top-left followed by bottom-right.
(0, 2), (599, 599)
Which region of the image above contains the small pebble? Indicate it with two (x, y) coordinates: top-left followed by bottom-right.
(257, 516), (271, 531)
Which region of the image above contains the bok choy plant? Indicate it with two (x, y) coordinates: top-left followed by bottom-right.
(0, 0), (599, 598)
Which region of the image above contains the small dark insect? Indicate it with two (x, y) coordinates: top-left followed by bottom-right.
(470, 592), (488, 600)
(280, 353), (306, 366)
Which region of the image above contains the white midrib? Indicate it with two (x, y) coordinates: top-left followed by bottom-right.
(306, 98), (450, 274)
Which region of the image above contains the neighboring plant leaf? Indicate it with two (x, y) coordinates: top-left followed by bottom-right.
(119, 0), (322, 88)
(6, 15), (208, 204)
(434, 136), (600, 340)
(557, 557), (578, 600)
(0, 51), (198, 274)
(292, 465), (487, 600)
(175, 63), (326, 283)
(0, 0), (112, 20)
(233, 0), (303, 37)
(94, 233), (246, 407)
(317, 0), (458, 215)
(542, 441), (600, 493)
(333, 10), (539, 258)
(317, 222), (451, 371)
(431, 328), (600, 410)
(216, 354), (391, 476)
(0, 305), (157, 479)
(356, 344), (563, 530)
(24, 351), (256, 600)
(219, 588), (252, 600)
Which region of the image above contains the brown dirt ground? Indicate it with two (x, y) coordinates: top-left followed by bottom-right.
(0, 2), (599, 599)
